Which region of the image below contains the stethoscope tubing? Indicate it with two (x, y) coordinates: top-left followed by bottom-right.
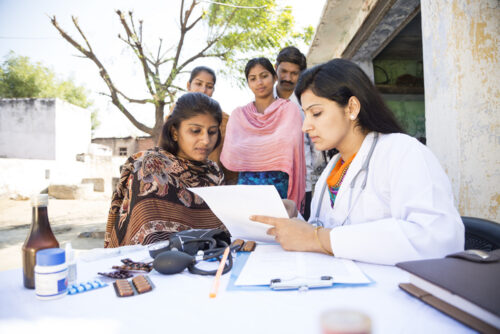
(311, 132), (379, 227)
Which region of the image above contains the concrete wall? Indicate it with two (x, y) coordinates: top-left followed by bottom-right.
(0, 155), (119, 196)
(92, 136), (155, 157)
(0, 99), (56, 159)
(92, 137), (136, 157)
(307, 0), (377, 66)
(55, 99), (91, 161)
(0, 98), (90, 161)
(421, 0), (500, 221)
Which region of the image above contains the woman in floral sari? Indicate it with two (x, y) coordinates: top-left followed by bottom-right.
(104, 92), (226, 247)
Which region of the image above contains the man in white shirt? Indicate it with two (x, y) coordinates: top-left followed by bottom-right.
(274, 46), (327, 219)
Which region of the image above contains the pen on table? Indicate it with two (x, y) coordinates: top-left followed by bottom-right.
(209, 246), (230, 298)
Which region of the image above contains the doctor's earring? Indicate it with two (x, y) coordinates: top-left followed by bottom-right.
(350, 115), (356, 120)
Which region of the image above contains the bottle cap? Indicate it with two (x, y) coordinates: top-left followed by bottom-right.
(31, 194), (48, 207)
(36, 248), (66, 266)
(320, 309), (371, 333)
(65, 243), (75, 263)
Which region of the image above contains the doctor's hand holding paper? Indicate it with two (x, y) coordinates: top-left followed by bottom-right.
(250, 59), (464, 265)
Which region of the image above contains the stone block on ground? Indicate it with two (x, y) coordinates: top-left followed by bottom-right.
(48, 183), (94, 200)
(82, 178), (105, 192)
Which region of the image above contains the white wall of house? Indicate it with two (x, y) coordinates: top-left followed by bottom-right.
(55, 99), (91, 161)
(0, 98), (113, 196)
(0, 155), (117, 196)
(0, 98), (90, 161)
(421, 0), (500, 221)
(0, 99), (56, 159)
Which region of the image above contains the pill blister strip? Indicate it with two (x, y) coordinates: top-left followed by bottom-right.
(68, 280), (108, 295)
(113, 275), (154, 297)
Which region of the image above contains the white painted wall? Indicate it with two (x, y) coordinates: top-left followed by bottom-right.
(0, 98), (105, 196)
(0, 98), (91, 161)
(55, 99), (91, 161)
(421, 0), (500, 222)
(0, 99), (56, 159)
(0, 156), (118, 196)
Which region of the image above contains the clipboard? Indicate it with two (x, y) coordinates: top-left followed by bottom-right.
(226, 246), (372, 292)
(270, 276), (334, 291)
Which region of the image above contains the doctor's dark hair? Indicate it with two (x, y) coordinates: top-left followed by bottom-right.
(158, 92), (222, 155)
(295, 59), (404, 134)
(189, 66), (216, 84)
(244, 57), (277, 80)
(276, 46), (307, 71)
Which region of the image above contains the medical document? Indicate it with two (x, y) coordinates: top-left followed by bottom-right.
(188, 185), (288, 243)
(235, 244), (371, 286)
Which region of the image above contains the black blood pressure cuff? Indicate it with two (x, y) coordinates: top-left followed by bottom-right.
(148, 228), (231, 258)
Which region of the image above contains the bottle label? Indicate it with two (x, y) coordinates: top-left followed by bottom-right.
(35, 268), (68, 298)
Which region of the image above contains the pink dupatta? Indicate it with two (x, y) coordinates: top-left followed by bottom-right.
(220, 99), (306, 211)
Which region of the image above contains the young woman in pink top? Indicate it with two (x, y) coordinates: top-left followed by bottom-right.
(220, 57), (306, 213)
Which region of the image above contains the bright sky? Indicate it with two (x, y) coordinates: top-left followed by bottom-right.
(0, 0), (326, 138)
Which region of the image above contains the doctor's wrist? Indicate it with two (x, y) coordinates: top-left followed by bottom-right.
(314, 226), (334, 256)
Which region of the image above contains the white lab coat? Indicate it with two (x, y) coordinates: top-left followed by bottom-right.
(309, 132), (464, 265)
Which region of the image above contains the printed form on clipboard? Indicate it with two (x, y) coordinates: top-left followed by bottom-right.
(235, 244), (371, 289)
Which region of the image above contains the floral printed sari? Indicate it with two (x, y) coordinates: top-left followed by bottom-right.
(104, 147), (225, 248)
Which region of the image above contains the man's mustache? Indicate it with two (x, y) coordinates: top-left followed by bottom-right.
(280, 80), (294, 85)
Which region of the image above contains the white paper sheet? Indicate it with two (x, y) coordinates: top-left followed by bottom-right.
(188, 185), (288, 243)
(235, 244), (371, 286)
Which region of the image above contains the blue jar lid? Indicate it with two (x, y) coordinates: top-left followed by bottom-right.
(36, 248), (65, 266)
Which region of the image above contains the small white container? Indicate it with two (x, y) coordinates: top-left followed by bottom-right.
(35, 248), (68, 300)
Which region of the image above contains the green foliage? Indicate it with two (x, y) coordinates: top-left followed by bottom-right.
(205, 1), (314, 83)
(0, 52), (98, 130)
(0, 52), (93, 109)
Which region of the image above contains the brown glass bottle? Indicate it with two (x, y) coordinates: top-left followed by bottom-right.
(22, 194), (59, 289)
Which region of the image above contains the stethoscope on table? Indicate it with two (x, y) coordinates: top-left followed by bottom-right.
(310, 132), (379, 227)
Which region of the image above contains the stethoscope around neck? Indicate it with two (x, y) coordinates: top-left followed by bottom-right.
(310, 132), (379, 227)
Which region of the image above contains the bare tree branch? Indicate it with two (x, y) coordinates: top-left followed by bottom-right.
(156, 38), (163, 63)
(186, 14), (203, 31)
(49, 15), (153, 135)
(116, 90), (151, 104)
(70, 17), (94, 53)
(170, 85), (185, 92)
(116, 10), (157, 98)
(168, 0), (196, 84)
(174, 6), (239, 73)
(50, 1), (303, 142)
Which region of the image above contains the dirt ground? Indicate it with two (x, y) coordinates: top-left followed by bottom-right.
(0, 193), (111, 271)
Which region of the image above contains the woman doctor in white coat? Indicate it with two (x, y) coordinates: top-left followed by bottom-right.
(250, 59), (464, 265)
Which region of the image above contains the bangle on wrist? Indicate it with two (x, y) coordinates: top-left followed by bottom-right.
(314, 226), (334, 256)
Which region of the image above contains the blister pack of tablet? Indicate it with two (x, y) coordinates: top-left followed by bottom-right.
(68, 280), (108, 295)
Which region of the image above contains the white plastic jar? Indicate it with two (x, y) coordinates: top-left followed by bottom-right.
(35, 248), (68, 300)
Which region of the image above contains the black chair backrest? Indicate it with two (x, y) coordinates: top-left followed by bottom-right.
(462, 216), (500, 251)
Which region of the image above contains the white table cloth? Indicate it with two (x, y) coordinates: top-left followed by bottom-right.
(0, 246), (475, 334)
